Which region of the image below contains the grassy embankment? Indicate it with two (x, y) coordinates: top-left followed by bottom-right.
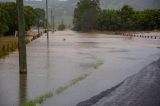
(0, 36), (18, 58)
(0, 36), (31, 58)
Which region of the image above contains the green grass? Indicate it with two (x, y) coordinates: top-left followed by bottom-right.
(21, 92), (54, 106)
(94, 60), (104, 69)
(21, 73), (90, 106)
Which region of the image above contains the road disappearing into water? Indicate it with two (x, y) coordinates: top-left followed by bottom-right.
(0, 30), (160, 106)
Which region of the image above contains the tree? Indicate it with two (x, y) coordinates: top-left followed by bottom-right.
(58, 20), (65, 30)
(73, 0), (100, 32)
(96, 9), (121, 31)
(0, 2), (45, 35)
(24, 6), (36, 30)
(0, 2), (18, 34)
(33, 8), (45, 33)
(95, 4), (160, 31)
(119, 5), (135, 30)
(0, 8), (9, 34)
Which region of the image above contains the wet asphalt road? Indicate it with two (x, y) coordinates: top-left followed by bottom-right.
(77, 57), (160, 106)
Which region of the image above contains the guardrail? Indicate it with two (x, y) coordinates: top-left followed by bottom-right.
(122, 33), (160, 39)
(27, 32), (43, 43)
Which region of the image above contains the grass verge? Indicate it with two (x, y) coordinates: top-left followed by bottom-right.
(0, 36), (18, 58)
(0, 36), (31, 59)
(21, 73), (90, 106)
(94, 60), (104, 69)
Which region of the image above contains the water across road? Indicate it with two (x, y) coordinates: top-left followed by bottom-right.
(0, 30), (160, 106)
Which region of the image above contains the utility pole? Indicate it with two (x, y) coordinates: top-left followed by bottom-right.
(51, 8), (53, 32)
(51, 9), (54, 33)
(17, 0), (27, 74)
(37, 19), (40, 34)
(46, 0), (49, 39)
(52, 15), (54, 32)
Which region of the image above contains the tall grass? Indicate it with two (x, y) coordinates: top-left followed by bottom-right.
(0, 37), (18, 58)
(0, 36), (32, 58)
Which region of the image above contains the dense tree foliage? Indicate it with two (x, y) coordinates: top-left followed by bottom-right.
(0, 2), (45, 35)
(73, 2), (160, 32)
(134, 9), (160, 30)
(0, 8), (9, 34)
(33, 8), (45, 28)
(97, 5), (160, 31)
(0, 2), (18, 34)
(119, 5), (135, 30)
(73, 0), (100, 32)
(96, 9), (121, 31)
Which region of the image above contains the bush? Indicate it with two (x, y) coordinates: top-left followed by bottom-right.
(58, 21), (65, 30)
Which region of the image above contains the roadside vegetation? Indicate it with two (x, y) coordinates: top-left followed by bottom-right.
(0, 37), (18, 58)
(0, 2), (45, 35)
(58, 20), (66, 31)
(21, 59), (104, 106)
(21, 73), (91, 106)
(0, 2), (45, 58)
(73, 0), (160, 32)
(0, 36), (31, 58)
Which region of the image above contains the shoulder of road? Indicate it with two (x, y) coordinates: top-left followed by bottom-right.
(77, 56), (160, 106)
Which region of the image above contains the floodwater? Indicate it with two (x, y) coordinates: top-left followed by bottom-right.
(0, 30), (160, 106)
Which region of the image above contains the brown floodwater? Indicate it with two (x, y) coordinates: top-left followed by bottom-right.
(0, 30), (160, 106)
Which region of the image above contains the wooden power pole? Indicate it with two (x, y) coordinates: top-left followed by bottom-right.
(52, 15), (54, 32)
(51, 9), (53, 32)
(51, 8), (54, 33)
(17, 0), (27, 74)
(46, 0), (49, 39)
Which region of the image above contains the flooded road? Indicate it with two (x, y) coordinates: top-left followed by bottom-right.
(0, 30), (160, 106)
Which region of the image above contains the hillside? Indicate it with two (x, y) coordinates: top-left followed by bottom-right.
(48, 0), (160, 16)
(1, 0), (159, 26)
(1, 0), (160, 15)
(1, 0), (159, 16)
(48, 0), (160, 25)
(101, 0), (160, 9)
